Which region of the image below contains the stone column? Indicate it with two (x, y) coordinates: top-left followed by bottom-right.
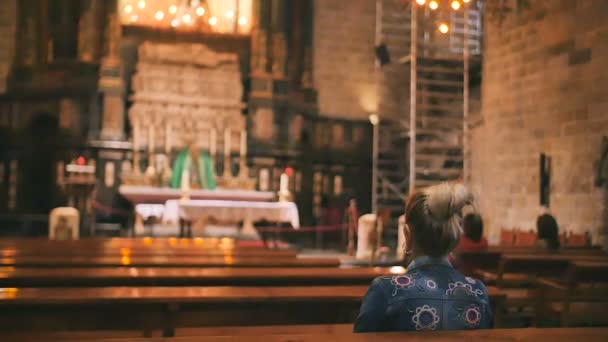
(270, 0), (287, 77)
(0, 0), (17, 93)
(300, 0), (314, 89)
(98, 8), (126, 140)
(251, 0), (270, 75)
(78, 0), (103, 63)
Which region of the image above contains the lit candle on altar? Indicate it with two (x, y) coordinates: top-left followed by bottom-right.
(165, 122), (172, 154)
(280, 173), (289, 193)
(210, 129), (217, 155)
(148, 126), (154, 153)
(181, 168), (190, 197)
(240, 130), (247, 157)
(224, 129), (231, 156)
(259, 169), (269, 191)
(133, 121), (139, 151)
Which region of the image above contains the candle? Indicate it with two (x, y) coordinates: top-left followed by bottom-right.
(165, 122), (172, 154)
(240, 130), (247, 157)
(224, 129), (231, 156)
(181, 169), (190, 193)
(334, 175), (343, 195)
(148, 126), (154, 153)
(210, 129), (217, 155)
(133, 120), (139, 152)
(280, 173), (289, 193)
(259, 169), (269, 191)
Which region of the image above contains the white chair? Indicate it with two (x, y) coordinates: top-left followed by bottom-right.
(397, 215), (406, 260)
(356, 214), (384, 260)
(49, 207), (80, 240)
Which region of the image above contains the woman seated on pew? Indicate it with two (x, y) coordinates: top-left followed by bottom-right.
(536, 213), (560, 252)
(354, 183), (493, 332)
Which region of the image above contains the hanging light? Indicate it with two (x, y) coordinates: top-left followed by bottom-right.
(415, 0), (426, 5)
(182, 14), (192, 24)
(169, 5), (177, 14)
(451, 0), (461, 10)
(463, 0), (471, 3)
(209, 17), (218, 26)
(191, 0), (200, 6)
(438, 22), (450, 34)
(155, 11), (165, 21)
(429, 1), (439, 10)
(137, 0), (146, 9)
(238, 16), (248, 26)
(225, 10), (235, 19)
(171, 19), (179, 27)
(124, 4), (133, 13)
(130, 14), (139, 23)
(196, 7), (205, 16)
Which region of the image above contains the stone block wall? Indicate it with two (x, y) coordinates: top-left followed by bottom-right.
(0, 0), (17, 93)
(468, 0), (608, 243)
(313, 0), (377, 119)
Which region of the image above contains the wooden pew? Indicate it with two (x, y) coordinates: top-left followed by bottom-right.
(0, 267), (390, 287)
(0, 246), (297, 258)
(494, 254), (608, 287)
(456, 250), (606, 285)
(0, 286), (507, 336)
(5, 327), (608, 342)
(535, 260), (608, 326)
(0, 255), (340, 268)
(0, 238), (250, 249)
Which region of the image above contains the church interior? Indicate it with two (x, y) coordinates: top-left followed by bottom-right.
(0, 0), (607, 340)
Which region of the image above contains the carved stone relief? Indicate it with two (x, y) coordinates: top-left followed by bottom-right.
(252, 108), (274, 141)
(129, 41), (245, 152)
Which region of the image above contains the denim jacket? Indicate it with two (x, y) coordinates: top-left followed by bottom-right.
(354, 256), (493, 332)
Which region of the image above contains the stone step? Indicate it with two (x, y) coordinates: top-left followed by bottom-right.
(416, 151), (462, 160)
(415, 167), (462, 180)
(414, 179), (441, 188)
(418, 79), (464, 88)
(418, 91), (464, 100)
(417, 103), (463, 114)
(416, 53), (465, 62)
(417, 65), (464, 75)
(416, 142), (462, 154)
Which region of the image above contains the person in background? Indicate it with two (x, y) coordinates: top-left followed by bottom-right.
(354, 183), (492, 332)
(536, 213), (560, 251)
(450, 213), (488, 274)
(456, 213), (488, 253)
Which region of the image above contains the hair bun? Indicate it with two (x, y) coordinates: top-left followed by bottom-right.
(425, 183), (473, 221)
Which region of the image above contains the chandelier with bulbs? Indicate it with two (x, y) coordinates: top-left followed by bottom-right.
(119, 0), (252, 34)
(413, 0), (473, 34)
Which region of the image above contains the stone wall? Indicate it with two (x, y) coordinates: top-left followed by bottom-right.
(468, 0), (608, 244)
(377, 0), (410, 121)
(0, 0), (17, 93)
(313, 0), (377, 119)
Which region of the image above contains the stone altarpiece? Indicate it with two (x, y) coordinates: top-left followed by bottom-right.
(124, 41), (252, 189)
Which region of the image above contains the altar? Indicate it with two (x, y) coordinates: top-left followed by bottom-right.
(119, 186), (275, 204)
(119, 42), (298, 239)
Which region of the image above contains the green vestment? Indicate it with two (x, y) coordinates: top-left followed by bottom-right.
(169, 150), (216, 190)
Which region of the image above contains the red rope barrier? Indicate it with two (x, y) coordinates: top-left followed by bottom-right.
(91, 200), (131, 217)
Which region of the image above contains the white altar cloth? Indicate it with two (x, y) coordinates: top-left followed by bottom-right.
(134, 204), (165, 220)
(162, 199), (300, 229)
(120, 186), (275, 204)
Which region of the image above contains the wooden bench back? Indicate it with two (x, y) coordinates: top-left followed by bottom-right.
(498, 254), (608, 286)
(513, 230), (537, 247)
(500, 228), (515, 246)
(567, 261), (608, 285)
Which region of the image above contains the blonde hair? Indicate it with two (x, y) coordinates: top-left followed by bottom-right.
(405, 183), (474, 257)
